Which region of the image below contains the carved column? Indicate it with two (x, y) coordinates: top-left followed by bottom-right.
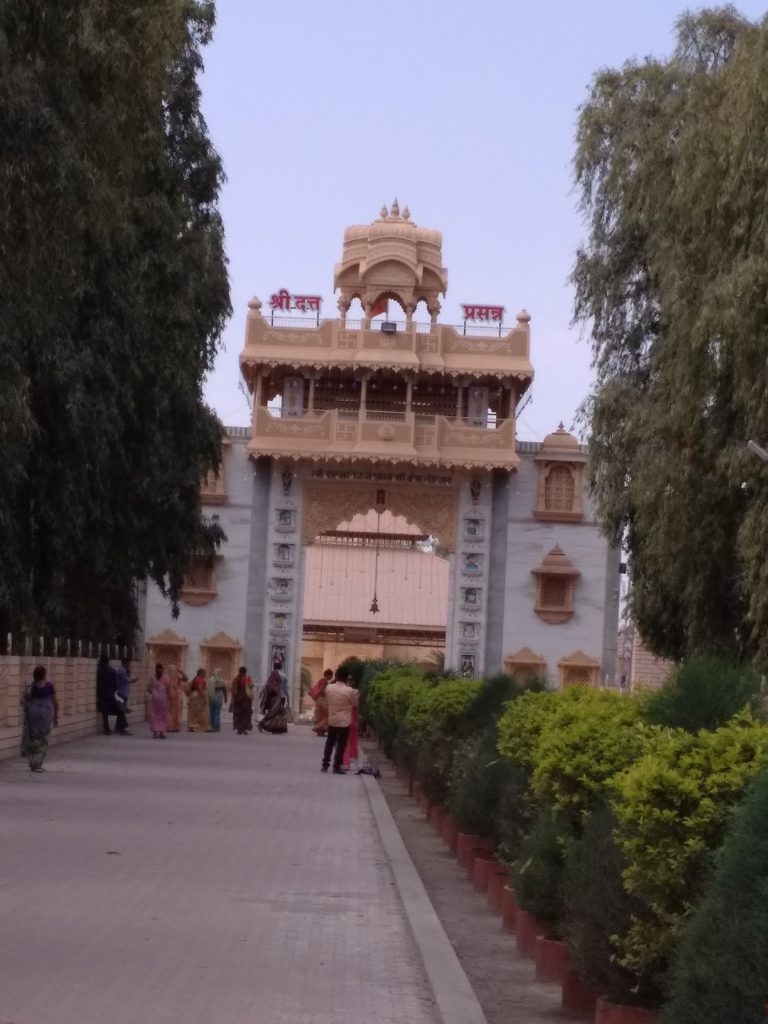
(359, 373), (369, 422)
(254, 371), (263, 408)
(307, 372), (316, 414)
(405, 376), (414, 415)
(455, 382), (464, 423)
(405, 303), (415, 330)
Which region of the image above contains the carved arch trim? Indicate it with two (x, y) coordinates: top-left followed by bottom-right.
(302, 483), (457, 552)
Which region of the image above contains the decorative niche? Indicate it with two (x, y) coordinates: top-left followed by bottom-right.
(558, 650), (600, 687)
(534, 424), (586, 522)
(180, 555), (218, 606)
(531, 546), (580, 624)
(504, 646), (547, 684)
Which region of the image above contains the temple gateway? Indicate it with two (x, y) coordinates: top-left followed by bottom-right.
(140, 203), (620, 699)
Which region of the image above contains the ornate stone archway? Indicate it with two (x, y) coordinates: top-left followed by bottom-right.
(302, 483), (457, 551)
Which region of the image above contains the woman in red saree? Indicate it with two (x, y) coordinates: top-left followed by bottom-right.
(230, 666), (254, 735)
(310, 669), (333, 737)
(341, 676), (360, 769)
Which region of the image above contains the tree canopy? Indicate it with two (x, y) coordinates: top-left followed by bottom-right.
(0, 1), (230, 641)
(573, 5), (768, 662)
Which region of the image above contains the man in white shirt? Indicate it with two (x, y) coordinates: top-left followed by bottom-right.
(322, 674), (359, 774)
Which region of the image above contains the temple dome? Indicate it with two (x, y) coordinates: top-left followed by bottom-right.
(541, 423), (580, 450)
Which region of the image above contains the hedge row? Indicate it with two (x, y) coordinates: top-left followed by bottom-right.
(364, 658), (768, 1019)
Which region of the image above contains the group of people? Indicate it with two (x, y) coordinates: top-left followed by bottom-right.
(19, 656), (361, 774)
(310, 669), (360, 774)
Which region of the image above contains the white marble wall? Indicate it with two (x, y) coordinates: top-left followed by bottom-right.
(141, 432), (254, 678)
(493, 446), (620, 686)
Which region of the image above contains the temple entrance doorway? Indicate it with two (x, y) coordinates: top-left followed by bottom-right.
(300, 508), (448, 695)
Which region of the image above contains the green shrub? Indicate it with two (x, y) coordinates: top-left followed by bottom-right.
(400, 677), (482, 801)
(660, 768), (768, 1024)
(365, 666), (426, 757)
(512, 806), (568, 927)
(611, 712), (768, 980)
(358, 658), (404, 725)
(495, 761), (537, 862)
(532, 688), (647, 826)
(641, 657), (763, 733)
(497, 689), (560, 769)
(447, 729), (511, 841)
(461, 672), (542, 737)
(563, 805), (658, 1008)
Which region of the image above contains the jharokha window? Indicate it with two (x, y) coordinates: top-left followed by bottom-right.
(534, 424), (586, 522)
(531, 545), (580, 624)
(558, 650), (600, 688)
(504, 647), (547, 684)
(181, 555), (218, 606)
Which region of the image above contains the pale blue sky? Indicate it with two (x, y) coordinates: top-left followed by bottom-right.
(201, 0), (766, 440)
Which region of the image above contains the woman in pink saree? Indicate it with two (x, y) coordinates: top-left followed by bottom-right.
(148, 663), (171, 739)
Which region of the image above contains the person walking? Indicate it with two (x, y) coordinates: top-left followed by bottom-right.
(187, 668), (212, 733)
(96, 654), (130, 736)
(166, 665), (188, 733)
(207, 669), (227, 732)
(147, 663), (171, 739)
(258, 661), (290, 735)
(115, 657), (137, 714)
(322, 673), (359, 774)
(229, 666), (254, 735)
(310, 669), (333, 737)
(21, 666), (59, 772)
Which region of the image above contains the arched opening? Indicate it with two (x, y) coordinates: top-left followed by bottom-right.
(369, 291), (406, 325)
(300, 509), (448, 698)
(345, 296), (364, 328)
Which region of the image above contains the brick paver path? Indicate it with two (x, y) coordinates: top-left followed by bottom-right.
(0, 725), (438, 1024)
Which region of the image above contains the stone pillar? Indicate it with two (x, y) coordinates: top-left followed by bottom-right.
(307, 373), (316, 414)
(359, 373), (369, 422)
(254, 371), (263, 408)
(405, 377), (414, 415)
(455, 383), (464, 423)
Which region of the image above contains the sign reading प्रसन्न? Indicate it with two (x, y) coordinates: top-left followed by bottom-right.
(270, 289), (323, 313)
(461, 304), (505, 322)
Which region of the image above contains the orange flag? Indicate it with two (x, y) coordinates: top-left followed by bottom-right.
(369, 296), (388, 319)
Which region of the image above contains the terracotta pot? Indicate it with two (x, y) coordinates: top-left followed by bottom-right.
(535, 937), (573, 985)
(430, 803), (446, 831)
(595, 999), (658, 1024)
(441, 813), (459, 853)
(486, 863), (508, 911)
(456, 833), (492, 870)
(516, 908), (552, 958)
(562, 971), (597, 1017)
(472, 854), (497, 891)
(501, 884), (518, 931)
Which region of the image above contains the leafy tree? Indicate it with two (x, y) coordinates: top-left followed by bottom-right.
(572, 6), (768, 661)
(0, 1), (230, 640)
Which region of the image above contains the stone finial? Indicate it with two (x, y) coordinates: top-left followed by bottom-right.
(379, 203), (389, 220)
(558, 421), (566, 431)
(516, 308), (531, 324)
(402, 204), (411, 221)
(248, 296), (263, 313)
(390, 197), (400, 219)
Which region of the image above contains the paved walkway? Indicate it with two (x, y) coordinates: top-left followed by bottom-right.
(0, 724), (438, 1024)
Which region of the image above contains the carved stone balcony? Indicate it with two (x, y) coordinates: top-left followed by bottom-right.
(247, 407), (520, 471)
(240, 308), (534, 386)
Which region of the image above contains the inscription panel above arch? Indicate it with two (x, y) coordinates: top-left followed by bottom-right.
(302, 483), (457, 552)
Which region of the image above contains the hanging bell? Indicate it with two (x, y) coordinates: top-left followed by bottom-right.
(369, 593), (380, 614)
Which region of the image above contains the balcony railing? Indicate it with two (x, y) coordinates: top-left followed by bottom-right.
(248, 406), (519, 470)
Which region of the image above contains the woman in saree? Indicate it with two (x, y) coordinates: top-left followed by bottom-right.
(147, 662), (171, 739)
(230, 666), (254, 735)
(166, 665), (188, 733)
(21, 665), (59, 771)
(258, 661), (289, 735)
(342, 676), (360, 770)
(187, 668), (212, 733)
(310, 669), (333, 737)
